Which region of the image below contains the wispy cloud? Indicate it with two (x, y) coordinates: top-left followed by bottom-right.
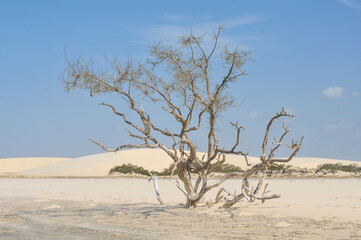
(223, 15), (264, 28)
(249, 111), (260, 118)
(323, 119), (361, 137)
(337, 0), (361, 10)
(351, 91), (360, 98)
(142, 25), (185, 41)
(163, 14), (192, 21)
(137, 14), (264, 48)
(323, 123), (338, 131)
(322, 86), (344, 99)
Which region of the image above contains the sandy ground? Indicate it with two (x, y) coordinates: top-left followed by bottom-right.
(0, 178), (360, 239)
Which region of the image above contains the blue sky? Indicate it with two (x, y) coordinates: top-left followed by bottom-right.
(0, 0), (360, 161)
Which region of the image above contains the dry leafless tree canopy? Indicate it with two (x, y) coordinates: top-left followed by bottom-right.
(64, 26), (303, 208)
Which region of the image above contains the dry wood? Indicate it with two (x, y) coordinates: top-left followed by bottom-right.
(64, 27), (302, 209)
(149, 172), (164, 205)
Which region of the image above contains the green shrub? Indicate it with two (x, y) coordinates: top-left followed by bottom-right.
(316, 163), (361, 173)
(108, 163), (174, 176)
(108, 162), (243, 176)
(108, 163), (150, 176)
(267, 163), (292, 171)
(212, 163), (243, 173)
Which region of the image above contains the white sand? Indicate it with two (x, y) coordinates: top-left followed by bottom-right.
(0, 178), (360, 239)
(0, 149), (359, 177)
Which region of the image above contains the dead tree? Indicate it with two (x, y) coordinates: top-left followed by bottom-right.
(64, 26), (302, 208)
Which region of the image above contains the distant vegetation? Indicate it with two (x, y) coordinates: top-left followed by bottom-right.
(109, 163), (177, 176)
(109, 163), (243, 176)
(267, 163), (293, 171)
(109, 162), (361, 176)
(316, 163), (361, 173)
(212, 163), (243, 173)
(109, 164), (150, 176)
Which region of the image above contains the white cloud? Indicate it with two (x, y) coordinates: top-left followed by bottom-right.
(322, 86), (344, 99)
(351, 91), (360, 98)
(249, 111), (260, 118)
(337, 0), (361, 10)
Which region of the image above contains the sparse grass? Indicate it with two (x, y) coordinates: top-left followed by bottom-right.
(316, 163), (361, 173)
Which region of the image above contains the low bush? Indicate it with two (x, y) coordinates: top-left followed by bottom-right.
(263, 163), (293, 172)
(267, 163), (293, 171)
(109, 163), (243, 176)
(316, 163), (361, 173)
(212, 163), (243, 173)
(108, 164), (150, 176)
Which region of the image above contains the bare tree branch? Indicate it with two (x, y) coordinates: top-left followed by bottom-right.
(89, 139), (159, 152)
(64, 27), (302, 209)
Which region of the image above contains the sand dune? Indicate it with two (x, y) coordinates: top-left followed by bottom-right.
(0, 149), (352, 177)
(19, 149), (176, 177)
(18, 149), (259, 177)
(0, 157), (69, 175)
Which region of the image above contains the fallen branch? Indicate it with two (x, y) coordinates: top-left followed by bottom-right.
(149, 172), (164, 205)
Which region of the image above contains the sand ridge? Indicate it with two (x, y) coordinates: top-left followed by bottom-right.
(0, 149), (360, 177)
(0, 157), (69, 175)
